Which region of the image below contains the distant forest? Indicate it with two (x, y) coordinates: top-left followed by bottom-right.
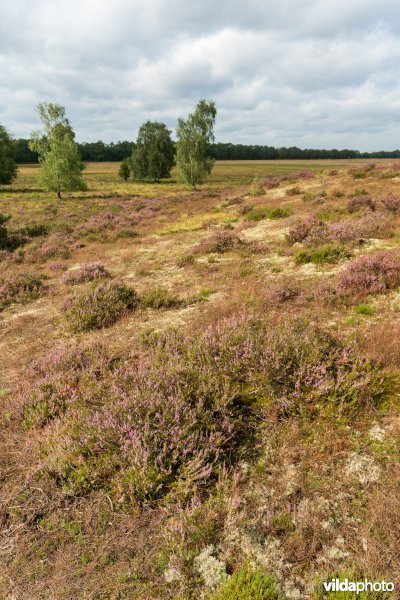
(13, 138), (400, 164)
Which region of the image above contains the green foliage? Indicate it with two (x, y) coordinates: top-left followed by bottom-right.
(176, 99), (217, 189)
(246, 207), (292, 221)
(295, 244), (350, 265)
(118, 158), (131, 181)
(286, 186), (302, 196)
(0, 125), (18, 184)
(210, 565), (283, 600)
(249, 176), (265, 196)
(130, 121), (175, 182)
(0, 272), (45, 311)
(140, 287), (182, 309)
(63, 281), (138, 332)
(354, 304), (374, 316)
(29, 103), (86, 198)
(0, 213), (11, 248)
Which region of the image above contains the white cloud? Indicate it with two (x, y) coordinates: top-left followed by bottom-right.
(1, 0), (400, 149)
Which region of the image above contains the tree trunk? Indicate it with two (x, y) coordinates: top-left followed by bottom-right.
(57, 189), (61, 199)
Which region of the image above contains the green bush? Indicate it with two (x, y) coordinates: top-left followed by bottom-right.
(295, 244), (350, 265)
(249, 177), (265, 197)
(246, 207), (292, 221)
(140, 287), (182, 309)
(210, 565), (283, 600)
(286, 186), (302, 196)
(0, 272), (45, 311)
(63, 281), (138, 332)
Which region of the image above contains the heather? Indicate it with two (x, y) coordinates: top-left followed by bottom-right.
(19, 315), (382, 505)
(63, 280), (138, 331)
(2, 160), (400, 598)
(287, 212), (392, 246)
(0, 271), (45, 310)
(195, 229), (242, 254)
(62, 261), (111, 284)
(338, 250), (400, 299)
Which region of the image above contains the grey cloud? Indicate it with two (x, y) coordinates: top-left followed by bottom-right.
(1, 0), (400, 150)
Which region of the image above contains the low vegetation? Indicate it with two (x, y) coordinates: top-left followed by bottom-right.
(1, 159), (400, 599)
(63, 281), (138, 332)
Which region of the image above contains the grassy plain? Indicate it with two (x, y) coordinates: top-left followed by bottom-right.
(1, 160), (399, 599)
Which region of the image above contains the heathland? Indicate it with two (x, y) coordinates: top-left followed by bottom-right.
(1, 160), (399, 599)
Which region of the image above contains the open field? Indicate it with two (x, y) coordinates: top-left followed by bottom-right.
(1, 160), (400, 599)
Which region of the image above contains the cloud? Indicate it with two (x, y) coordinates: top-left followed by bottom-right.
(1, 0), (400, 150)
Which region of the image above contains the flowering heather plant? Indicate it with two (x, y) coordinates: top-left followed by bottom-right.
(19, 315), (382, 504)
(63, 280), (138, 332)
(286, 217), (327, 244)
(347, 196), (376, 213)
(380, 195), (400, 213)
(18, 342), (115, 428)
(338, 251), (400, 299)
(288, 213), (391, 247)
(62, 261), (111, 285)
(265, 280), (300, 304)
(195, 230), (242, 254)
(0, 271), (45, 311)
(295, 170), (315, 179)
(26, 233), (72, 262)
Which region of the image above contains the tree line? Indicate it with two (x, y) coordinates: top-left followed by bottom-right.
(2, 99), (400, 198)
(0, 99), (217, 195)
(11, 139), (400, 164)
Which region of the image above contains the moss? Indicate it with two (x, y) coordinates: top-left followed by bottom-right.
(210, 565), (283, 600)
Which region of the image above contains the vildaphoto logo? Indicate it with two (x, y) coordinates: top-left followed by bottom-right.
(323, 578), (395, 594)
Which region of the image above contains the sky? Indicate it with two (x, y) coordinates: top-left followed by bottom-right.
(1, 0), (400, 150)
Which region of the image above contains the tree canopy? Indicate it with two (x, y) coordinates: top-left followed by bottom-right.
(29, 103), (86, 198)
(130, 121), (175, 182)
(176, 99), (217, 189)
(0, 125), (18, 184)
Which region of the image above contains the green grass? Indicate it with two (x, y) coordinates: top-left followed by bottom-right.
(354, 304), (374, 316)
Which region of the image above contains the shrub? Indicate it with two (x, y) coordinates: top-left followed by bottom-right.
(288, 214), (391, 246)
(26, 233), (72, 261)
(177, 254), (195, 267)
(0, 272), (45, 311)
(62, 261), (111, 285)
(63, 281), (138, 332)
(140, 287), (182, 309)
(18, 343), (114, 428)
(380, 195), (400, 213)
(265, 280), (300, 304)
(286, 217), (327, 244)
(19, 316), (383, 504)
(196, 230), (241, 254)
(249, 177), (265, 196)
(286, 186), (302, 196)
(210, 565), (283, 599)
(338, 251), (400, 299)
(295, 244), (350, 265)
(247, 207), (292, 221)
(295, 170), (315, 179)
(20, 223), (50, 237)
(347, 196), (376, 213)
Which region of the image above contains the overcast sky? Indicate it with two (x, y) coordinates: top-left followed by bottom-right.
(1, 0), (400, 150)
